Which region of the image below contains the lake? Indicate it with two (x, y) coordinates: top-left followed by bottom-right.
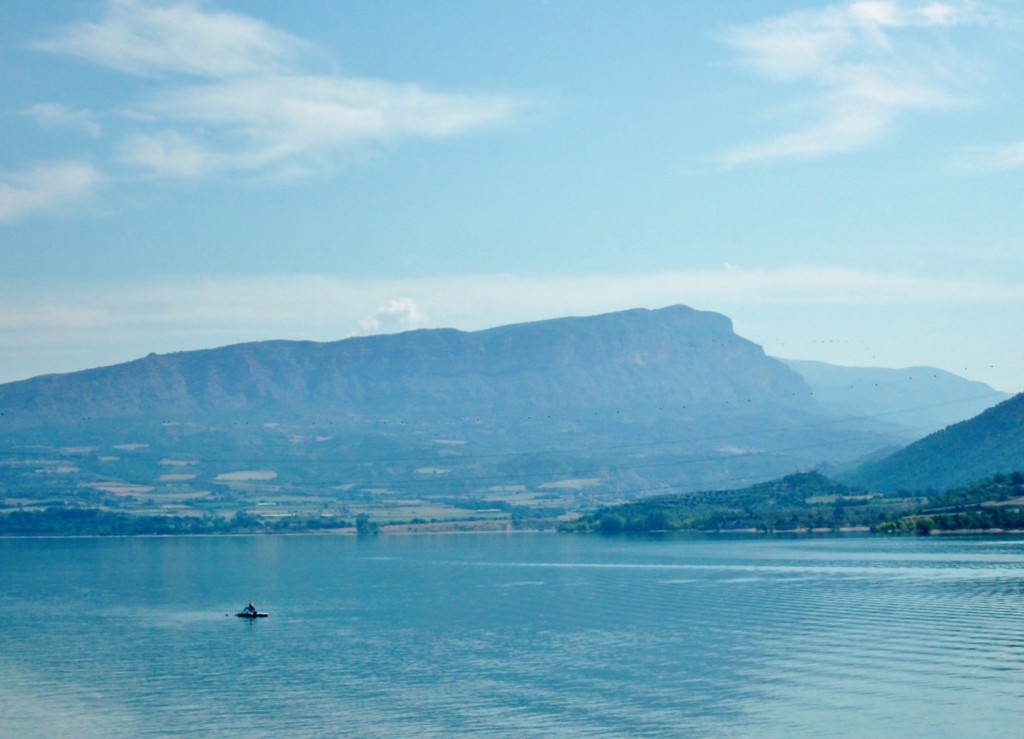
(3, 532), (1024, 737)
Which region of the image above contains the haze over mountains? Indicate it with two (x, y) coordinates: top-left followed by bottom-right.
(783, 360), (1009, 436)
(0, 305), (1012, 506)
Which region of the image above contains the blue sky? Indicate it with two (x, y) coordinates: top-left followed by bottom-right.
(2, 0), (1022, 391)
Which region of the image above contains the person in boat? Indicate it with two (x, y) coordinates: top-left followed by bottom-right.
(244, 602), (257, 615)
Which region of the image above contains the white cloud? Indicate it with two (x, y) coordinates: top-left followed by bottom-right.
(718, 1), (977, 166)
(119, 75), (520, 178)
(0, 163), (101, 223)
(24, 103), (102, 137)
(358, 298), (427, 335)
(35, 0), (311, 78)
(118, 130), (212, 177)
(36, 1), (525, 181)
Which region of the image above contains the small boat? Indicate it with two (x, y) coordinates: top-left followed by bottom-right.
(236, 602), (268, 618)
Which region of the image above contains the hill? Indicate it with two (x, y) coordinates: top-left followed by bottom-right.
(845, 393), (1024, 493)
(0, 306), (911, 525)
(559, 471), (918, 533)
(874, 472), (1024, 533)
(782, 360), (1009, 436)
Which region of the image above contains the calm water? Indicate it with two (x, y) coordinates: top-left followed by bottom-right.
(3, 533), (1024, 737)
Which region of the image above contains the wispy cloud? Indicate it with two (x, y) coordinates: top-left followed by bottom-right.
(955, 139), (1024, 171)
(24, 103), (102, 137)
(0, 163), (101, 223)
(717, 1), (982, 166)
(35, 0), (312, 78)
(35, 0), (526, 180)
(118, 76), (520, 178)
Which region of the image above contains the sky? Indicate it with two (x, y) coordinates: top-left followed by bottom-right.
(2, 0), (1023, 392)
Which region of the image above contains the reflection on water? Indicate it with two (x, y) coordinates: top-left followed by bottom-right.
(3, 534), (1024, 736)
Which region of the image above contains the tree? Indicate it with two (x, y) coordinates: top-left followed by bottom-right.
(355, 513), (379, 535)
(598, 513), (625, 533)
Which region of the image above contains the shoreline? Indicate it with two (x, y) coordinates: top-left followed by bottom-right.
(6, 525), (1024, 540)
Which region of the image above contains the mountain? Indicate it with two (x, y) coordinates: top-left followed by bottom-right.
(1, 306), (815, 431)
(783, 359), (1009, 436)
(0, 306), (910, 513)
(845, 392), (1024, 493)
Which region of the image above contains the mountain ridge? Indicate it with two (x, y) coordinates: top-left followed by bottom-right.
(1, 305), (915, 506)
(0, 305), (817, 431)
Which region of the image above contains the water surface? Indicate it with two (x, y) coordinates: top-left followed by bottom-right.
(3, 533), (1024, 736)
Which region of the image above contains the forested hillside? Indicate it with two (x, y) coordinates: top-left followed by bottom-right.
(560, 472), (919, 533)
(847, 393), (1024, 493)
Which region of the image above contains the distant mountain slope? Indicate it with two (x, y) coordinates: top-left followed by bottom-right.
(782, 360), (1009, 436)
(1, 306), (819, 434)
(0, 305), (910, 501)
(846, 393), (1024, 493)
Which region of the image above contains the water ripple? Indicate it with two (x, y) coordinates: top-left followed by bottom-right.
(3, 534), (1024, 736)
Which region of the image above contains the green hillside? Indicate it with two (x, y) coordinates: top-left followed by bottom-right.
(846, 393), (1024, 493)
(876, 472), (1024, 533)
(559, 471), (919, 533)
